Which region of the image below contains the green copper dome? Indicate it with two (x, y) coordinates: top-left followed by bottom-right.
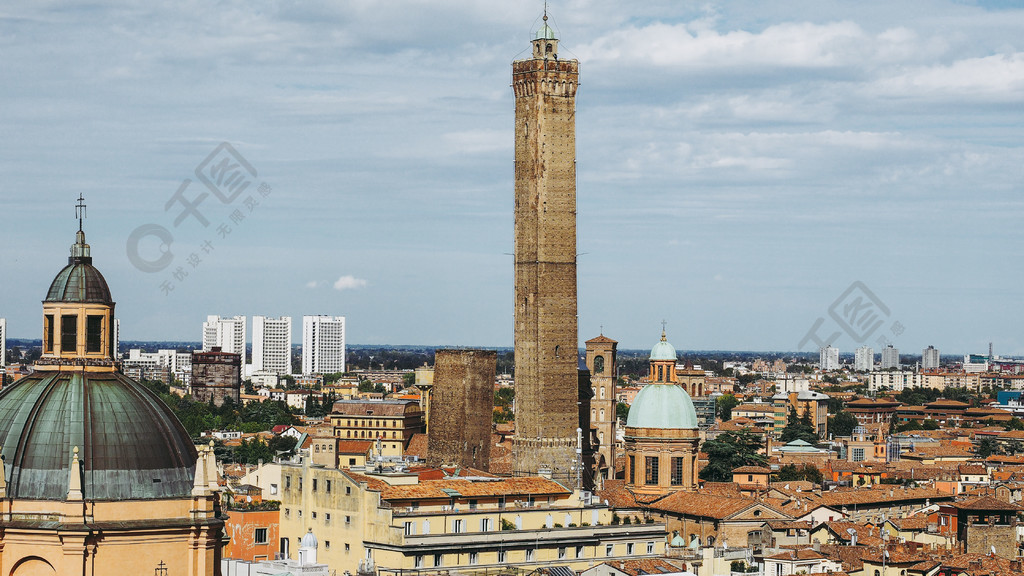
(536, 23), (556, 40)
(625, 384), (698, 429)
(45, 229), (113, 304)
(650, 330), (677, 361)
(0, 371), (198, 500)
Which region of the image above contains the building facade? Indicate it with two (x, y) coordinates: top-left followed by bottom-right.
(881, 345), (900, 369)
(426, 349), (496, 470)
(253, 315), (292, 375)
(586, 334), (618, 482)
(278, 460), (665, 573)
(922, 345), (940, 370)
(302, 315), (346, 375)
(202, 314), (246, 362)
(819, 346), (839, 371)
(854, 345), (873, 372)
(511, 16), (582, 484)
(0, 317), (5, 369)
(327, 400), (424, 457)
(191, 347), (242, 406)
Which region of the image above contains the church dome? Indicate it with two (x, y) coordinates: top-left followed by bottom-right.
(625, 384), (698, 429)
(301, 529), (318, 549)
(44, 229), (113, 304)
(0, 371), (198, 500)
(46, 261), (112, 304)
(536, 23), (556, 40)
(650, 330), (677, 361)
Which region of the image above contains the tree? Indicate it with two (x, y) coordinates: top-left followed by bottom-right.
(717, 393), (739, 421)
(977, 437), (998, 458)
(616, 402), (630, 422)
(403, 372), (416, 387)
(780, 410), (819, 446)
(699, 430), (766, 482)
(774, 463), (823, 484)
(828, 411), (859, 438)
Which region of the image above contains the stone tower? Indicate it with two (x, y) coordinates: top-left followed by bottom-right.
(585, 334), (618, 484)
(427, 349), (496, 470)
(512, 14), (581, 483)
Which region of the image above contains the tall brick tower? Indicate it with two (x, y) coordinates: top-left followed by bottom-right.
(585, 334), (618, 485)
(512, 13), (581, 484)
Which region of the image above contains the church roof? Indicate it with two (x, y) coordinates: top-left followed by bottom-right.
(626, 384), (698, 429)
(0, 370), (198, 500)
(45, 260), (112, 304)
(650, 330), (677, 361)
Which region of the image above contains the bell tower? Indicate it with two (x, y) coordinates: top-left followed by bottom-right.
(512, 11), (581, 484)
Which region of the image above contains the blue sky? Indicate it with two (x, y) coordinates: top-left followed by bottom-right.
(1, 1), (1023, 355)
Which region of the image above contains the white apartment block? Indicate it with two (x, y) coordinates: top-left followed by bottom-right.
(819, 345), (840, 370)
(881, 345), (900, 370)
(252, 316), (292, 375)
(302, 315), (346, 375)
(122, 349), (192, 386)
(922, 346), (940, 370)
(869, 371), (923, 392)
(0, 318), (6, 368)
(202, 315), (246, 362)
(854, 345), (873, 372)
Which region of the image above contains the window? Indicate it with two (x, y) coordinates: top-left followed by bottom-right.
(61, 314), (77, 353)
(453, 519), (465, 533)
(298, 510), (302, 518)
(576, 545), (584, 559)
(671, 457), (684, 486)
(44, 314), (54, 353)
(558, 547), (566, 560)
(469, 552), (479, 565)
(423, 519), (430, 534)
(345, 515), (351, 525)
(346, 486), (352, 495)
(311, 511), (317, 519)
(853, 448), (865, 462)
(284, 508), (290, 518)
(646, 542), (654, 554)
(345, 544), (350, 552)
(645, 456), (659, 485)
(325, 541), (330, 550)
(415, 556), (423, 568)
(326, 480), (332, 493)
(481, 518), (492, 532)
(298, 478), (302, 490)
(594, 355), (605, 373)
(469, 499), (478, 510)
(349, 458), (356, 466)
(627, 543), (635, 555)
(270, 483), (278, 495)
(600, 386), (606, 399)
(525, 549), (535, 562)
(312, 479), (318, 492)
(254, 528), (268, 544)
(434, 554), (443, 567)
(498, 550), (507, 563)
(404, 522), (414, 536)
(605, 544), (613, 556)
(86, 315), (103, 353)
(325, 513), (331, 525)
(628, 456), (635, 484)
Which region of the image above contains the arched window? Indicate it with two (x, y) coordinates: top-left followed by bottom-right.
(707, 536), (715, 546)
(594, 356), (605, 374)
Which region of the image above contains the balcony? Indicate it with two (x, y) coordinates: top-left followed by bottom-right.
(377, 523), (666, 553)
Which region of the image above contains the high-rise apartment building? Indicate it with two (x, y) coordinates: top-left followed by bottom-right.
(881, 345), (900, 369)
(252, 316), (292, 375)
(0, 317), (6, 368)
(922, 345), (940, 370)
(819, 345), (840, 370)
(854, 345), (874, 372)
(511, 15), (581, 484)
(202, 315), (246, 362)
(301, 315), (345, 375)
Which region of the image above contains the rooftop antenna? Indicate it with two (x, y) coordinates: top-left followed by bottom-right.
(75, 194), (87, 232)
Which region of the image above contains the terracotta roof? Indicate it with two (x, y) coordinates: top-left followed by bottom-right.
(594, 479), (663, 509)
(344, 470), (390, 492)
(952, 495), (1022, 511)
(380, 476), (571, 501)
(592, 559), (684, 576)
(818, 544), (865, 572)
(404, 433), (427, 459)
(766, 549), (826, 561)
(699, 482), (743, 496)
(817, 487), (949, 508)
(585, 335), (618, 344)
(336, 440), (374, 454)
(330, 399), (418, 416)
(886, 515), (931, 531)
(733, 465), (771, 474)
(651, 491), (788, 520)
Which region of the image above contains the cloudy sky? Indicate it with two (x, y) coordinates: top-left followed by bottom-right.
(2, 1), (1023, 355)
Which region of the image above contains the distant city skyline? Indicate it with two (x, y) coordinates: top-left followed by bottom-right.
(2, 1), (1023, 353)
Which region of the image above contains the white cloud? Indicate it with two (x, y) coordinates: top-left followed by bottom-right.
(333, 275), (368, 291)
(305, 280), (320, 289)
(870, 53), (1024, 101)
